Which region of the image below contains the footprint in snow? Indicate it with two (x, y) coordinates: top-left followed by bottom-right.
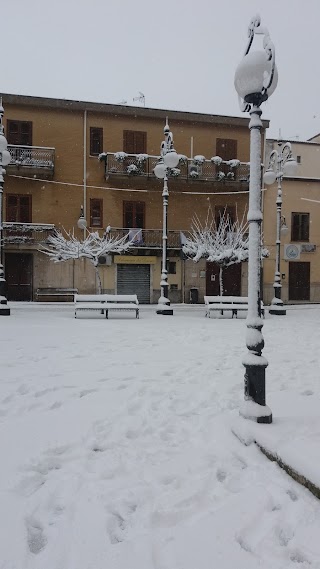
(287, 489), (298, 502)
(25, 517), (47, 554)
(216, 468), (227, 482)
(301, 389), (313, 396)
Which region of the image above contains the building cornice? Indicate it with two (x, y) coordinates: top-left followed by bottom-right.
(2, 93), (269, 129)
(267, 138), (320, 147)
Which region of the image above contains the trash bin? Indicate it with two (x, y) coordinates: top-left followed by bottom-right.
(190, 287), (199, 304)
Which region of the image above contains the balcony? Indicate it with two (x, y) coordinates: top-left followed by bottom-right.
(110, 228), (184, 250)
(2, 222), (55, 245)
(7, 145), (55, 179)
(100, 153), (250, 186)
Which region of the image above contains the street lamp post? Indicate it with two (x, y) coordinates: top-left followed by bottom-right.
(264, 140), (296, 315)
(0, 101), (12, 316)
(234, 15), (278, 423)
(154, 119), (179, 316)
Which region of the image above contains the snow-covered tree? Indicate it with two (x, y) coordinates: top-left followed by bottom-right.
(183, 207), (268, 296)
(39, 229), (132, 294)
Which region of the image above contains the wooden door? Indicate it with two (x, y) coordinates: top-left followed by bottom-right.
(289, 262), (310, 301)
(5, 253), (33, 301)
(216, 139), (237, 176)
(206, 262), (241, 296)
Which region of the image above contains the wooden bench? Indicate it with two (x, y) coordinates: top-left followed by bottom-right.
(74, 294), (139, 319)
(204, 296), (265, 319)
(36, 287), (78, 301)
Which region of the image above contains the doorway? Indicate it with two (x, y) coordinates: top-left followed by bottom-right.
(5, 253), (33, 301)
(206, 262), (241, 296)
(289, 262), (310, 301)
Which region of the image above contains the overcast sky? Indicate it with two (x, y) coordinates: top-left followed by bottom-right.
(2, 0), (319, 141)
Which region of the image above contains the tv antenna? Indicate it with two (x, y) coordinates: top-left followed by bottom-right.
(133, 92), (145, 106)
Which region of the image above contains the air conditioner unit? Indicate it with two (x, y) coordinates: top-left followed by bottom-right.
(98, 254), (112, 266)
(284, 244), (301, 261)
(188, 164), (200, 178)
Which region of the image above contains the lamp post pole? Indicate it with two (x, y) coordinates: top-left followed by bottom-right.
(264, 141), (296, 315)
(161, 167), (170, 309)
(234, 15), (278, 423)
(0, 101), (11, 316)
(154, 119), (179, 316)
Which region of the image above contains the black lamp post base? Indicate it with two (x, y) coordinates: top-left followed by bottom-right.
(156, 307), (173, 315)
(269, 306), (286, 316)
(0, 306), (10, 316)
(242, 363), (272, 423)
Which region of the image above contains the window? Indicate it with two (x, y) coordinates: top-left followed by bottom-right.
(291, 212), (309, 241)
(7, 120), (32, 146)
(123, 201), (145, 228)
(168, 261), (176, 275)
(6, 194), (32, 222)
(296, 155), (301, 164)
(215, 206), (235, 229)
(90, 127), (103, 156)
(123, 131), (147, 154)
(90, 199), (103, 227)
(216, 139), (237, 160)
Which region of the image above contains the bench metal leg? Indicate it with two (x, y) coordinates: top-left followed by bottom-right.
(105, 310), (108, 319)
(136, 310), (139, 319)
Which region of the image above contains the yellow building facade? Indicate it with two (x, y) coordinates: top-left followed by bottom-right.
(2, 94), (269, 303)
(263, 138), (320, 304)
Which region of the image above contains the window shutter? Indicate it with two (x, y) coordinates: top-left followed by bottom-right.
(6, 194), (31, 222)
(123, 131), (147, 154)
(90, 199), (103, 227)
(90, 127), (103, 155)
(19, 196), (32, 223)
(216, 139), (237, 160)
(7, 120), (32, 146)
(134, 131), (147, 154)
(123, 131), (135, 153)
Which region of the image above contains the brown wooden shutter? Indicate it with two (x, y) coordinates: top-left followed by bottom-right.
(21, 122), (32, 146)
(7, 120), (32, 146)
(90, 127), (103, 155)
(134, 131), (147, 154)
(216, 139), (237, 160)
(90, 199), (103, 227)
(123, 131), (135, 153)
(123, 131), (147, 154)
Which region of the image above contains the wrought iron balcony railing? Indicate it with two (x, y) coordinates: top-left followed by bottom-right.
(100, 153), (250, 184)
(7, 145), (55, 178)
(110, 227), (186, 249)
(2, 222), (56, 245)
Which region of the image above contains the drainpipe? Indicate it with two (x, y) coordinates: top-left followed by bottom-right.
(83, 109), (87, 239)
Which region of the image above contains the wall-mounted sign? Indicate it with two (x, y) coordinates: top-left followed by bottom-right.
(301, 244), (316, 253)
(284, 244), (300, 260)
(115, 256), (157, 264)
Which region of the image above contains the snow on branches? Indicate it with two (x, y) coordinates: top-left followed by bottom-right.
(39, 229), (132, 293)
(183, 207), (268, 295)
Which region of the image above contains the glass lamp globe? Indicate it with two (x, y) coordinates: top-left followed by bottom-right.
(234, 50), (278, 103)
(163, 149), (179, 169)
(280, 221), (289, 236)
(263, 168), (277, 185)
(283, 157), (297, 176)
(0, 134), (8, 152)
(77, 216), (87, 230)
(0, 149), (11, 166)
(154, 160), (166, 179)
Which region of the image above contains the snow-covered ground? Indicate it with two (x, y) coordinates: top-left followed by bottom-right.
(1, 303), (320, 569)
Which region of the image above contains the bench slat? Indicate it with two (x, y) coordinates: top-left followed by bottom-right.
(204, 295), (264, 319)
(74, 294), (139, 319)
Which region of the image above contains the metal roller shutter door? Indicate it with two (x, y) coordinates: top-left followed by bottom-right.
(117, 264), (150, 304)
